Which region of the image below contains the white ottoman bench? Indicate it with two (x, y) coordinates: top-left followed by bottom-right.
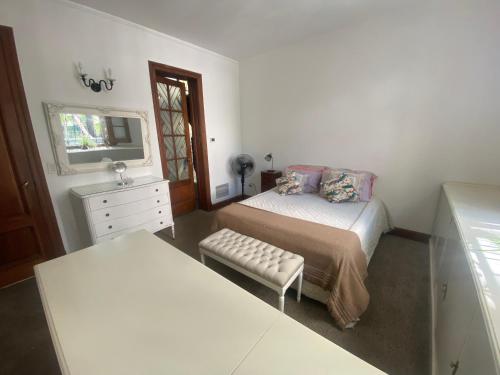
(199, 228), (304, 313)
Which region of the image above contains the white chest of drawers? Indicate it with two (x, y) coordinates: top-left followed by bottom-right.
(431, 182), (499, 375)
(70, 176), (174, 246)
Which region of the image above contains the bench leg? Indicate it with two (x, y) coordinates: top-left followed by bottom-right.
(297, 271), (303, 303)
(200, 251), (206, 265)
(278, 293), (285, 313)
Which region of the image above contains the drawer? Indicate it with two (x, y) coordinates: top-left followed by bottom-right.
(94, 204), (171, 237)
(95, 217), (173, 243)
(91, 195), (171, 224)
(88, 182), (168, 211)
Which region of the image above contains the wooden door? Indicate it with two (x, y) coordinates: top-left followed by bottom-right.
(0, 26), (64, 287)
(153, 77), (196, 216)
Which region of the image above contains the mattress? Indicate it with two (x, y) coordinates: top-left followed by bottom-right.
(239, 190), (391, 263)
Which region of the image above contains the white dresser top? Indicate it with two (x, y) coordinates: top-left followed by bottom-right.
(71, 175), (165, 197)
(35, 230), (384, 375)
(443, 182), (500, 363)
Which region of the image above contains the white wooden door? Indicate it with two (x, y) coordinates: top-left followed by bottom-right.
(431, 193), (453, 278)
(456, 306), (497, 374)
(435, 220), (476, 375)
(434, 218), (458, 321)
(431, 192), (453, 332)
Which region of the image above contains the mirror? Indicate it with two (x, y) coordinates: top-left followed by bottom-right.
(44, 103), (152, 175)
(62, 114), (144, 164)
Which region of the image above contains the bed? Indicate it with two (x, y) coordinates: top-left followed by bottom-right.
(213, 189), (390, 328)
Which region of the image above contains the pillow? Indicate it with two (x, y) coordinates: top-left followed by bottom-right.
(355, 170), (377, 202)
(320, 168), (376, 202)
(285, 165), (326, 193)
(276, 171), (307, 196)
(321, 172), (360, 203)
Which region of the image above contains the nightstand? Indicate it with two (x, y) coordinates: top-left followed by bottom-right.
(261, 170), (282, 192)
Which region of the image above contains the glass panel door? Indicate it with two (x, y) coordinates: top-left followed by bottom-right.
(156, 78), (193, 183)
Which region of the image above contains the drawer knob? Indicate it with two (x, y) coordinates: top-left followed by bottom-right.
(108, 225), (113, 229)
(103, 199), (108, 203)
(105, 213), (110, 217)
(158, 210), (162, 214)
(155, 188), (159, 192)
(450, 361), (459, 375)
(441, 283), (448, 301)
(160, 221), (163, 225)
(157, 200), (160, 203)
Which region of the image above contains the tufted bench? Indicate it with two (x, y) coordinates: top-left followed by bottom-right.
(199, 228), (304, 312)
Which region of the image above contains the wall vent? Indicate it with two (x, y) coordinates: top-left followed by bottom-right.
(215, 183), (230, 199)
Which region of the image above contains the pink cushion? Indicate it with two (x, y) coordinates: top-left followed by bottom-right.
(285, 165), (327, 193)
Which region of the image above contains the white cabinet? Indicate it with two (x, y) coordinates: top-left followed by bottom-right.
(458, 306), (498, 375)
(71, 176), (174, 246)
(431, 183), (499, 375)
(434, 219), (477, 375)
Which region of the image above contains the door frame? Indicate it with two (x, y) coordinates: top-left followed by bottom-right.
(148, 61), (211, 210)
(0, 26), (64, 284)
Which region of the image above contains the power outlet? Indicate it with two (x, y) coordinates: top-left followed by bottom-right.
(246, 182), (257, 195)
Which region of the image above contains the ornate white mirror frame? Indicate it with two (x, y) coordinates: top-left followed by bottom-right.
(43, 102), (153, 175)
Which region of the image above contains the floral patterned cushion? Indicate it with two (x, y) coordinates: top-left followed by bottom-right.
(321, 172), (360, 203)
(285, 165), (326, 193)
(276, 171), (307, 196)
(320, 168), (376, 202)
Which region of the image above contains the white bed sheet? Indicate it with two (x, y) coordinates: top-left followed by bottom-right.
(240, 190), (391, 263)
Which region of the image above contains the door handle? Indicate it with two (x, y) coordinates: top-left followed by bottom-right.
(450, 360), (459, 375)
(442, 283), (448, 301)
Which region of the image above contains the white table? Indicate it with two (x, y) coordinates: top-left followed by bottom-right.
(35, 230), (385, 375)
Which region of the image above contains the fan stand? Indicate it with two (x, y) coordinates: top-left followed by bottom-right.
(240, 164), (247, 198)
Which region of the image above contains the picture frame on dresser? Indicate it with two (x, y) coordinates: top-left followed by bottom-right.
(43, 102), (153, 175)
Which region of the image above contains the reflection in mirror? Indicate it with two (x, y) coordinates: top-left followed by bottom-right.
(60, 113), (144, 164)
(44, 103), (151, 175)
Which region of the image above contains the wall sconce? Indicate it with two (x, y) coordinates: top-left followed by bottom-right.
(77, 62), (115, 92)
(264, 152), (274, 171)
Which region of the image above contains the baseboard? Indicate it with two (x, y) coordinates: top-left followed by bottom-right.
(209, 195), (250, 211)
(388, 227), (431, 243)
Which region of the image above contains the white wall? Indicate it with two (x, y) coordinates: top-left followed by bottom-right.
(0, 0), (241, 251)
(240, 1), (500, 234)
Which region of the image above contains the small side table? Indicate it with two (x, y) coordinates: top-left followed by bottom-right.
(261, 170), (282, 192)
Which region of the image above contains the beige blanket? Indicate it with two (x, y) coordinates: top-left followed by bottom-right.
(213, 203), (369, 329)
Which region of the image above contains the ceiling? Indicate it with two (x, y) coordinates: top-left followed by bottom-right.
(71, 0), (418, 59)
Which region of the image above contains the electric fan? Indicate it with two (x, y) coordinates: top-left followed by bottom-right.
(231, 154), (255, 198)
